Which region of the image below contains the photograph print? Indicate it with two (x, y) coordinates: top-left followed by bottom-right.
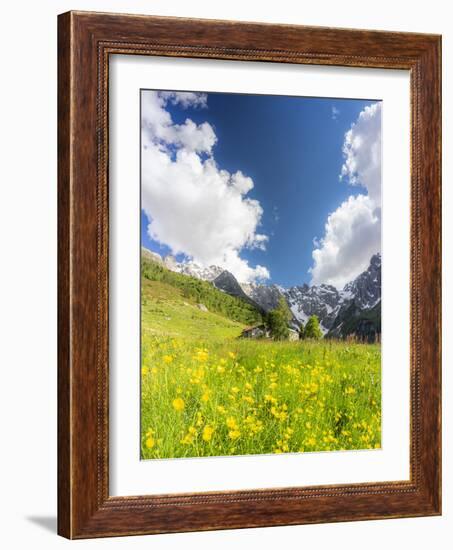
(140, 89), (382, 460)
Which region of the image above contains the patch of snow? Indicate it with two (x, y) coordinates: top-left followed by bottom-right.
(290, 304), (308, 324)
(341, 289), (353, 300)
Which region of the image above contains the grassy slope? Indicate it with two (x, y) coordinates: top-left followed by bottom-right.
(142, 277), (246, 340)
(141, 255), (263, 326)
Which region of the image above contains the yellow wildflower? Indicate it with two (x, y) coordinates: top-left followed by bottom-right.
(264, 394), (278, 404)
(145, 437), (155, 449)
(172, 397), (185, 412)
(180, 436), (190, 445)
(201, 391), (210, 403)
(163, 355), (173, 364)
(195, 349), (209, 362)
(226, 417), (238, 429)
(202, 425), (214, 442)
(242, 395), (254, 404)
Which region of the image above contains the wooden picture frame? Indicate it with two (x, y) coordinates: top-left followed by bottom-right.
(58, 10), (441, 539)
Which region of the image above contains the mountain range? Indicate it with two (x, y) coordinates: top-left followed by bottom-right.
(142, 247), (381, 341)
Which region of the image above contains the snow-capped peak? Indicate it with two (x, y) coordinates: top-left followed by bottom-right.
(342, 253), (381, 310)
(142, 247), (381, 337)
(162, 255), (224, 282)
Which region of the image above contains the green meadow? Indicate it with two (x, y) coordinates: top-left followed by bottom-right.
(140, 257), (381, 459)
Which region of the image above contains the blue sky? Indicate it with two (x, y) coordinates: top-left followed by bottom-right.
(141, 91), (381, 288)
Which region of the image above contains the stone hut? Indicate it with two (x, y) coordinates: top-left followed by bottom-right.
(240, 324), (269, 339)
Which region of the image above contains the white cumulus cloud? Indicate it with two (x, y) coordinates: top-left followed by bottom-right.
(142, 91), (216, 154)
(141, 90), (270, 284)
(310, 195), (381, 288)
(310, 102), (382, 288)
(341, 102), (382, 204)
(160, 91), (208, 109)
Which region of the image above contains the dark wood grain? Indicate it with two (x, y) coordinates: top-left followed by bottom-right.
(57, 10), (442, 539)
(57, 11), (71, 538)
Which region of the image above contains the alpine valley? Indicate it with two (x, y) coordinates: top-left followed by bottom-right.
(142, 247), (381, 342)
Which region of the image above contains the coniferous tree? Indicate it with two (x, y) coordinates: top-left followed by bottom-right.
(267, 296), (291, 340)
(304, 315), (323, 339)
(299, 323), (305, 340)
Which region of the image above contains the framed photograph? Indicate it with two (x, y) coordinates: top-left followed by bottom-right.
(58, 11), (441, 538)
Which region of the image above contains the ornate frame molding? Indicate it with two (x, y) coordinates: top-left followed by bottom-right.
(58, 11), (441, 538)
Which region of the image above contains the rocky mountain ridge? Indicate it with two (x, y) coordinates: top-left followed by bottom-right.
(142, 248), (381, 339)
